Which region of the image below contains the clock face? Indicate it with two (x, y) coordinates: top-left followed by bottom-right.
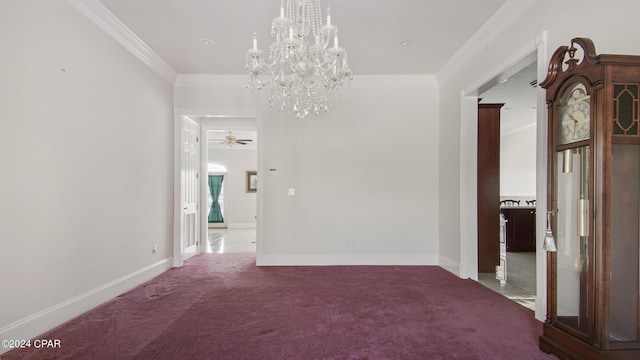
(559, 83), (591, 144)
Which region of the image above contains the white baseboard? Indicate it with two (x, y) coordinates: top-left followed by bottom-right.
(0, 257), (173, 355)
(535, 295), (546, 322)
(438, 255), (461, 277)
(256, 253), (439, 266)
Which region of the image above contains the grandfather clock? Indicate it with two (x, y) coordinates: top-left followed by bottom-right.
(539, 38), (640, 359)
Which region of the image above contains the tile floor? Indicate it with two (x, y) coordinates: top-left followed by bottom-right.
(206, 228), (257, 253)
(477, 252), (536, 311)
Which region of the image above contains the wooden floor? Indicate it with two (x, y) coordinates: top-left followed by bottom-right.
(477, 252), (536, 311)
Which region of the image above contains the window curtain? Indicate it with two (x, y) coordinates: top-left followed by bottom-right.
(208, 175), (224, 223)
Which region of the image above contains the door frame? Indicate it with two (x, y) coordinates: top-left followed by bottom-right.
(458, 32), (548, 321)
(173, 108), (262, 267)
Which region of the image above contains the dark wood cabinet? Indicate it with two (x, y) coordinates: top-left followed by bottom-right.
(501, 207), (536, 252)
(477, 103), (503, 273)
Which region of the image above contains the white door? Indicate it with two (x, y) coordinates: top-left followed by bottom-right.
(182, 117), (200, 260)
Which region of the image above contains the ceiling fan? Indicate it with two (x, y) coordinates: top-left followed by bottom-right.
(212, 131), (253, 147)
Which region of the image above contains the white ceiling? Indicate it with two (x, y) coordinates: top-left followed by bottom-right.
(480, 62), (538, 136)
(97, 0), (534, 135)
(99, 0), (507, 75)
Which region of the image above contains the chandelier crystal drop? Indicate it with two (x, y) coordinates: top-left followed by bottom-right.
(246, 0), (352, 119)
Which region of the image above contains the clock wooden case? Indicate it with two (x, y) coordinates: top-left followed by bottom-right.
(539, 38), (640, 359)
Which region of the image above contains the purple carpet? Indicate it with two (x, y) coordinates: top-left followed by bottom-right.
(5, 253), (556, 359)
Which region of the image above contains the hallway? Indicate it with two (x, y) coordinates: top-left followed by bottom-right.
(206, 228), (256, 253)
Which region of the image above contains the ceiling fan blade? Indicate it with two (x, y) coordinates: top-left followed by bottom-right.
(236, 139), (253, 142)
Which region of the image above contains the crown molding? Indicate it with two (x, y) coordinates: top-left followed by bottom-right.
(66, 0), (177, 83)
(436, 0), (538, 85)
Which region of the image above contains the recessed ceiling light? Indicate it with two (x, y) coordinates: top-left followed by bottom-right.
(200, 38), (215, 46)
(400, 41), (410, 46)
(499, 78), (509, 84)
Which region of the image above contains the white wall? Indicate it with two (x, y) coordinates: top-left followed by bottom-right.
(208, 148), (257, 226)
(0, 0), (174, 344)
(500, 125), (536, 196)
(437, 0), (640, 319)
(176, 75), (440, 265)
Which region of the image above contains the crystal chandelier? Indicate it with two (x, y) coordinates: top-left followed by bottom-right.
(246, 0), (352, 119)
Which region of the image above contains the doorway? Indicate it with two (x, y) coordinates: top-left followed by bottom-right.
(203, 121), (258, 255)
(173, 111), (261, 266)
(457, 33), (549, 321)
(476, 61), (538, 310)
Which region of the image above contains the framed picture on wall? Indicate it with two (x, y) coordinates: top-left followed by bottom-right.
(246, 171), (257, 193)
